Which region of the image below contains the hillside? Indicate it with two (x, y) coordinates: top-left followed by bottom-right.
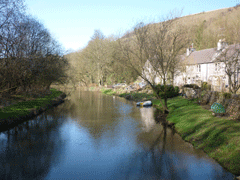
(66, 5), (240, 86)
(122, 5), (240, 50)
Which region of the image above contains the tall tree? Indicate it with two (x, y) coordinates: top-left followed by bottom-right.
(118, 12), (188, 112)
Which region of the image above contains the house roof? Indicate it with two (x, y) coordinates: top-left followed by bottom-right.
(183, 44), (240, 65)
(184, 47), (218, 65)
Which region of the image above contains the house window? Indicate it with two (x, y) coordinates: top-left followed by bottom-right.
(197, 64), (201, 72)
(215, 63), (220, 72)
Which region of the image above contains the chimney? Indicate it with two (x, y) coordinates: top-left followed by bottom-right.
(186, 48), (190, 56)
(217, 39), (222, 51)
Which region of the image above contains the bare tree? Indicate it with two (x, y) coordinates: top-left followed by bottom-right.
(216, 44), (240, 94)
(0, 1), (68, 96)
(118, 12), (188, 112)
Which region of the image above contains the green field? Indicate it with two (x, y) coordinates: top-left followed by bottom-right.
(0, 89), (63, 120)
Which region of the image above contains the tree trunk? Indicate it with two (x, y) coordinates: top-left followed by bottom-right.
(152, 86), (168, 114)
(163, 77), (168, 113)
(171, 71), (174, 86)
(228, 75), (232, 93)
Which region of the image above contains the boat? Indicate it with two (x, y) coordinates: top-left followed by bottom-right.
(136, 101), (152, 107)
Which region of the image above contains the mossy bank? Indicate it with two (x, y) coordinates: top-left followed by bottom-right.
(0, 89), (66, 132)
(102, 88), (240, 176)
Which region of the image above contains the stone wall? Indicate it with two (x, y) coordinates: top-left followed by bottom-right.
(182, 87), (240, 120)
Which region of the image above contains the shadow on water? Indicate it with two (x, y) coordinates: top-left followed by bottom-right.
(0, 91), (236, 179)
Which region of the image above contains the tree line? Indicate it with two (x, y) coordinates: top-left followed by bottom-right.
(0, 0), (69, 96)
(67, 7), (240, 112)
(65, 29), (139, 87)
(67, 7), (240, 88)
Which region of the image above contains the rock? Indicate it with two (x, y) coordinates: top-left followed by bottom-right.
(209, 91), (219, 105)
(184, 87), (196, 99)
(211, 102), (225, 114)
(125, 95), (132, 100)
(217, 93), (225, 105)
(226, 99), (240, 120)
(235, 176), (240, 180)
(147, 90), (153, 94)
(223, 98), (232, 110)
(194, 89), (202, 99)
(231, 94), (240, 100)
(200, 91), (212, 105)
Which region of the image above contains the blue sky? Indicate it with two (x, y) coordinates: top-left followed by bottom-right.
(25, 0), (239, 52)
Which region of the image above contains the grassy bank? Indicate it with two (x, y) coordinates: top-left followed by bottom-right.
(102, 88), (240, 175)
(164, 97), (240, 175)
(101, 88), (156, 101)
(0, 88), (64, 120)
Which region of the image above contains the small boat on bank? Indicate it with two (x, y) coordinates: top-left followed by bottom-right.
(136, 101), (152, 107)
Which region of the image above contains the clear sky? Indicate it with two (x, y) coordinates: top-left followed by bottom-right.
(25, 0), (239, 52)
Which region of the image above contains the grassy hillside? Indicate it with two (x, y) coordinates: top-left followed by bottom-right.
(122, 5), (240, 50)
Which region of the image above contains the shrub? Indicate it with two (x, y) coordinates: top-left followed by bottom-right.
(174, 86), (180, 95)
(154, 85), (179, 98)
(223, 92), (231, 99)
(201, 90), (207, 97)
(201, 82), (208, 90)
(207, 84), (211, 90)
(183, 84), (200, 89)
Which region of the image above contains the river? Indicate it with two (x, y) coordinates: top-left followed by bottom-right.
(0, 91), (235, 179)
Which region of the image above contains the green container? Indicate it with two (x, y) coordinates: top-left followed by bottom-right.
(211, 102), (225, 113)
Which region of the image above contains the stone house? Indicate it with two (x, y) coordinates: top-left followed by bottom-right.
(177, 39), (240, 92)
(142, 39), (240, 92)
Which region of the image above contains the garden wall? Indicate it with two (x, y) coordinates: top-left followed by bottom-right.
(182, 87), (240, 120)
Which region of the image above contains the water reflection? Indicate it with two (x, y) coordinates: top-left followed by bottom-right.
(139, 107), (156, 132)
(0, 111), (67, 180)
(0, 91), (235, 180)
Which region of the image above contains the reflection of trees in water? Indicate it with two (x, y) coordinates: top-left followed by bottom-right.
(122, 123), (204, 179)
(139, 107), (156, 132)
(0, 112), (66, 180)
(134, 109), (233, 179)
(65, 91), (121, 141)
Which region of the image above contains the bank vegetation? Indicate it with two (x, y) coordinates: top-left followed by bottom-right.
(0, 0), (69, 98)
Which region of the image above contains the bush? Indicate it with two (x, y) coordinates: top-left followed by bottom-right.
(223, 92), (231, 99)
(174, 86), (180, 95)
(201, 82), (208, 90)
(183, 84), (200, 89)
(201, 90), (207, 97)
(154, 85), (179, 98)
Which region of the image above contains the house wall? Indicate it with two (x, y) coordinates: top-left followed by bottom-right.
(176, 62), (228, 92)
(143, 58), (236, 93)
(207, 62), (227, 91)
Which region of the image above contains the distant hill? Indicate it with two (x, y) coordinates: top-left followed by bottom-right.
(122, 5), (240, 51)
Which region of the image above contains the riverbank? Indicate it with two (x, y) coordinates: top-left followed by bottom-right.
(0, 88), (66, 132)
(101, 88), (240, 176)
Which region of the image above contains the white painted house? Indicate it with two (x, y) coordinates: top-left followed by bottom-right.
(143, 39), (240, 92)
(177, 39), (240, 91)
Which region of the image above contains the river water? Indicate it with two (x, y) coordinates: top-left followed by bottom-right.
(0, 91), (235, 179)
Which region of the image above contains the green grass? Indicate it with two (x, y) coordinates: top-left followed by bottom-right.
(119, 92), (155, 102)
(155, 96), (240, 175)
(0, 88), (63, 119)
(101, 88), (116, 95)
